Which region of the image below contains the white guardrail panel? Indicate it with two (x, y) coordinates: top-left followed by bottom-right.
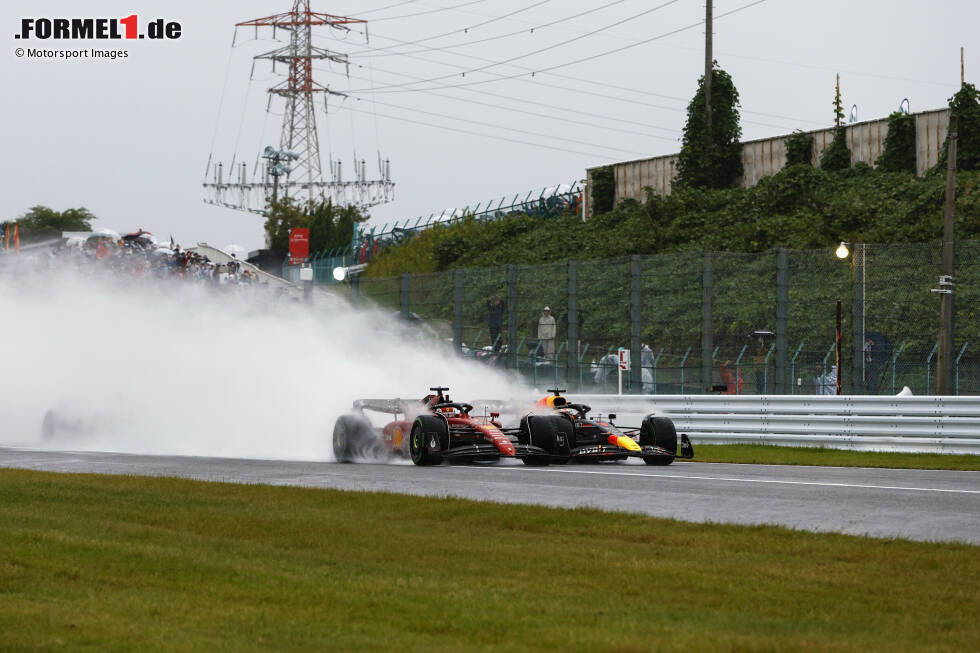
(574, 394), (980, 454)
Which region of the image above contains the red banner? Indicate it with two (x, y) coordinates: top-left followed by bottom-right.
(288, 228), (309, 265)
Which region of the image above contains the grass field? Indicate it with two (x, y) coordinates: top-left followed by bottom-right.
(694, 444), (980, 470)
(0, 469), (976, 652)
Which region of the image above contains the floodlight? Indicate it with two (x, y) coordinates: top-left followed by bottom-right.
(836, 242), (850, 259)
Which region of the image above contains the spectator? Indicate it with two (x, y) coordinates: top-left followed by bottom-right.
(753, 343), (768, 394)
(486, 295), (505, 351)
(537, 306), (557, 357)
(720, 359), (744, 394)
(814, 364), (837, 395)
(641, 343), (655, 393)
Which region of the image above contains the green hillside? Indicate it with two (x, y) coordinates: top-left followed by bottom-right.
(365, 165), (980, 277)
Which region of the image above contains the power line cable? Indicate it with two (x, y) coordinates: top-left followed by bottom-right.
(342, 104), (628, 160)
(369, 0), (489, 23)
(356, 0), (420, 17)
(355, 0), (566, 56)
(352, 0), (684, 92)
(315, 62), (681, 137)
(349, 94), (656, 156)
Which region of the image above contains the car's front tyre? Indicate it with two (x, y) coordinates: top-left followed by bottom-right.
(640, 416), (677, 466)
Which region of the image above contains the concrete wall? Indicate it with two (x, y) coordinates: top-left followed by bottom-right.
(587, 108), (950, 215)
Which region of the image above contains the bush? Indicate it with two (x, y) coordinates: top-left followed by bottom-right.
(820, 127), (851, 171)
(877, 111), (916, 173)
(590, 166), (615, 214)
(784, 131), (814, 167)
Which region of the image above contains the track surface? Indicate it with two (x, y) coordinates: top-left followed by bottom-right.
(1, 447), (978, 544)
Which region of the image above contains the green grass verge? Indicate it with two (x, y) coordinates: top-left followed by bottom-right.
(1, 469), (976, 652)
(694, 444), (980, 470)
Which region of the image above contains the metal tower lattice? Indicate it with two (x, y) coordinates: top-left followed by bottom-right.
(203, 0), (394, 215)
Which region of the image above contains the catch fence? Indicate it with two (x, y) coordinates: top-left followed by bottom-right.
(282, 182), (584, 283)
(340, 241), (980, 395)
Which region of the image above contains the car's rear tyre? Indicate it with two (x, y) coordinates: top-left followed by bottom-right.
(520, 415), (572, 465)
(410, 415), (448, 466)
(333, 414), (375, 463)
(640, 416), (677, 466)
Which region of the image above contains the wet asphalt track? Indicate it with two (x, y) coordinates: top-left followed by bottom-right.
(1, 446), (978, 544)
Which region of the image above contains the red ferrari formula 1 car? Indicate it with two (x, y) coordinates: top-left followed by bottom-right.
(521, 389), (694, 465)
(333, 386), (520, 465)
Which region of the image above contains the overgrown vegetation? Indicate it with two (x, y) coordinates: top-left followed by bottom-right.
(820, 76), (852, 171)
(366, 167), (980, 276)
(935, 82), (980, 173)
(1, 469), (977, 651)
(676, 63), (744, 189)
(1, 206), (95, 243)
(877, 111), (917, 173)
(784, 130), (814, 166)
(589, 165), (615, 214)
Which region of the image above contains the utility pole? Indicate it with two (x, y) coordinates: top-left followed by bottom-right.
(962, 47), (965, 86)
(704, 0), (713, 132)
(936, 116), (958, 394)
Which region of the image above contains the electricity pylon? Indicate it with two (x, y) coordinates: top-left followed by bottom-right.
(204, 0), (394, 215)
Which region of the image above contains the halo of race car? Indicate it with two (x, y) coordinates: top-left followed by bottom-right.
(333, 387), (694, 466)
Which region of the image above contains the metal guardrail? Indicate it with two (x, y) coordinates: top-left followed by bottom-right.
(574, 394), (980, 455)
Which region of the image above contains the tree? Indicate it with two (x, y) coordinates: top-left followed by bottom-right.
(935, 82), (980, 172)
(1, 206), (95, 243)
(676, 63), (743, 189)
(820, 75), (851, 171)
(877, 111), (916, 174)
(263, 197), (305, 252)
(262, 197), (366, 253)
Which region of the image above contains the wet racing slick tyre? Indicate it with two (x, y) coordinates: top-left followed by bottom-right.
(333, 414), (376, 463)
(410, 415), (448, 466)
(639, 416), (677, 466)
(520, 415), (572, 465)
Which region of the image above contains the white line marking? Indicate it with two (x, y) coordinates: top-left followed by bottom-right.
(489, 467), (980, 495)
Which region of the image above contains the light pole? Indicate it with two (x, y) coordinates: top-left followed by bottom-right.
(836, 241), (866, 393)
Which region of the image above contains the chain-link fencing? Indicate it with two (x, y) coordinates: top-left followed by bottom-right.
(344, 241), (980, 395)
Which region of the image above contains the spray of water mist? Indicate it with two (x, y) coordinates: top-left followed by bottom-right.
(0, 267), (530, 461)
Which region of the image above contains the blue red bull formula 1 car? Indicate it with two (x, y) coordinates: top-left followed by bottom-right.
(332, 386), (693, 466)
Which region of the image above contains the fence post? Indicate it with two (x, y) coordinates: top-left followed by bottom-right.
(776, 248), (788, 393)
(925, 343), (939, 395)
(567, 260), (579, 390)
(852, 244), (865, 394)
(400, 273), (410, 320)
(630, 256), (642, 394)
(701, 252), (713, 393)
(453, 270), (463, 355)
(891, 341), (909, 394)
(955, 342), (969, 395)
(507, 264), (518, 369)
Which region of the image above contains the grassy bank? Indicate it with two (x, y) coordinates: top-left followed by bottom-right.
(694, 444), (980, 470)
(0, 469), (976, 651)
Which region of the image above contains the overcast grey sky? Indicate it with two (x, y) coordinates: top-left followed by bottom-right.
(2, 0), (975, 251)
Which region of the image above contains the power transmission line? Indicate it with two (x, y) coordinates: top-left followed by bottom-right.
(351, 0), (685, 92)
(354, 0), (621, 58)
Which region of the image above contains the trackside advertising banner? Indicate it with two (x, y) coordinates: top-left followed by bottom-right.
(289, 228), (309, 265)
